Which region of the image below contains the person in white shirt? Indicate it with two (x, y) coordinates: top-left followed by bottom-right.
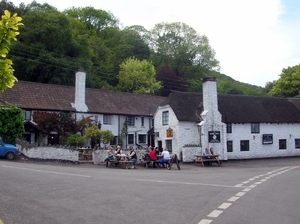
(158, 148), (171, 169)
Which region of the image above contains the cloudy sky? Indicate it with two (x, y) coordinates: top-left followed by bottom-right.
(11, 0), (300, 87)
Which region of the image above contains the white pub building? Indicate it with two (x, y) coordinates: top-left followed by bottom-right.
(154, 77), (300, 162)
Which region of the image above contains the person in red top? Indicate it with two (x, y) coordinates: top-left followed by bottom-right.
(149, 147), (157, 161)
(149, 147), (158, 168)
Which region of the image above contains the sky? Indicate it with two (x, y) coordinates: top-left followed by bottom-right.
(10, 0), (300, 87)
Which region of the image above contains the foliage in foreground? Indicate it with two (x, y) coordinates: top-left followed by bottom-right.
(0, 10), (22, 92)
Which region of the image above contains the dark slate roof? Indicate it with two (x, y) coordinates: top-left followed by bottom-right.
(0, 81), (166, 116)
(163, 91), (300, 123)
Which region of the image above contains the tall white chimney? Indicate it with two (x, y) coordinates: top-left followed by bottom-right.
(74, 70), (88, 112)
(202, 77), (219, 121)
(199, 77), (227, 160)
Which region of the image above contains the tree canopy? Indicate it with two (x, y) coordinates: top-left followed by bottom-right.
(116, 57), (161, 94)
(268, 64), (300, 98)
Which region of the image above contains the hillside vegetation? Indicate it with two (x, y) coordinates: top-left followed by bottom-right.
(1, 1), (270, 96)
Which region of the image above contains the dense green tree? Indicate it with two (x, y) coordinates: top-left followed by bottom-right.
(0, 0), (28, 16)
(9, 4), (92, 85)
(0, 102), (24, 144)
(148, 22), (219, 81)
(116, 57), (161, 94)
(268, 64), (300, 97)
(64, 6), (119, 34)
(84, 125), (114, 147)
(264, 81), (274, 94)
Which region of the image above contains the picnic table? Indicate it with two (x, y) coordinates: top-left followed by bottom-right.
(107, 154), (135, 169)
(194, 154), (222, 167)
(78, 148), (93, 161)
(140, 154), (181, 170)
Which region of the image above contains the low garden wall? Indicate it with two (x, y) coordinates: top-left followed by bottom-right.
(17, 145), (147, 165)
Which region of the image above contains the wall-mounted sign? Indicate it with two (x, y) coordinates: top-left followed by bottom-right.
(262, 134), (273, 144)
(208, 131), (220, 143)
(166, 128), (173, 137)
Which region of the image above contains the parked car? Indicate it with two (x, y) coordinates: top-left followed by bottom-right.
(0, 137), (18, 160)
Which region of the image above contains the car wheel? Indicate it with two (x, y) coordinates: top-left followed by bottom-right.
(6, 152), (16, 160)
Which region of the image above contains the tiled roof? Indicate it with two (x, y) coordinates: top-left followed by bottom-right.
(0, 81), (166, 116)
(164, 91), (300, 123)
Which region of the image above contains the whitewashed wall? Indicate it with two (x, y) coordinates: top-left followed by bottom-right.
(19, 146), (79, 162)
(154, 105), (178, 150)
(18, 146), (147, 165)
(227, 123), (300, 159)
(182, 146), (201, 162)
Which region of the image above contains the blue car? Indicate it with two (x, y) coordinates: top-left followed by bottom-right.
(0, 137), (18, 160)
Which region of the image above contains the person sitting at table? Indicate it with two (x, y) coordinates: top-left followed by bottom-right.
(154, 147), (160, 157)
(158, 148), (171, 169)
(127, 146), (138, 169)
(115, 145), (122, 155)
(104, 146), (115, 167)
(209, 147), (214, 155)
(149, 147), (158, 168)
(203, 147), (212, 166)
(203, 148), (210, 158)
(146, 146), (152, 153)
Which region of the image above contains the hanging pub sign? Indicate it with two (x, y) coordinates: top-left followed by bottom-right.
(208, 131), (221, 143)
(166, 128), (173, 137)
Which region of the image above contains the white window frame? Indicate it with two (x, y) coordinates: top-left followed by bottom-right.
(162, 111), (169, 126)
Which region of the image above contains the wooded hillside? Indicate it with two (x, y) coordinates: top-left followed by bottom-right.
(1, 0), (268, 96)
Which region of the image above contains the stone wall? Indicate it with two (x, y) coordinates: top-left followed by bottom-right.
(18, 146), (148, 165)
(19, 146), (79, 162)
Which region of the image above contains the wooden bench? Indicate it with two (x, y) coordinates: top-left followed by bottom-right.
(139, 159), (171, 168)
(194, 155), (221, 167)
(108, 160), (135, 169)
(139, 159), (158, 168)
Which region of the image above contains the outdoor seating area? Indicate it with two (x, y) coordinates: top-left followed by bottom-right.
(194, 154), (222, 167)
(107, 159), (135, 169)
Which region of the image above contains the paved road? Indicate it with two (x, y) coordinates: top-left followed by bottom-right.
(0, 157), (300, 224)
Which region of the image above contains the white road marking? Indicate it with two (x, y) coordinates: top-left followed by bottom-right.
(197, 166), (298, 224)
(198, 219), (213, 224)
(207, 210), (223, 218)
(242, 188), (252, 192)
(218, 202), (232, 209)
(1, 165), (91, 177)
(236, 192), (246, 197)
(228, 196), (240, 202)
